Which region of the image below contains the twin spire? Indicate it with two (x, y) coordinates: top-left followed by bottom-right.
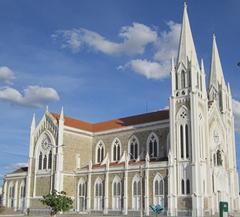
(209, 34), (226, 89)
(177, 3), (226, 90)
(177, 2), (199, 69)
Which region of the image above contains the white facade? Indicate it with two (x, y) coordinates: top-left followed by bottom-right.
(168, 3), (240, 216)
(2, 3), (240, 216)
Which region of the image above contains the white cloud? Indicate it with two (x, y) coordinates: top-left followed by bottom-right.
(124, 59), (170, 80)
(53, 22), (158, 55)
(53, 21), (181, 80)
(0, 85), (60, 108)
(0, 66), (15, 84)
(154, 21), (181, 63)
(119, 21), (181, 80)
(233, 99), (240, 133)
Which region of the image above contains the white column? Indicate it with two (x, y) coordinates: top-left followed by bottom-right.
(14, 181), (18, 211)
(123, 159), (128, 215)
(190, 93), (203, 217)
(167, 152), (177, 216)
(25, 115), (35, 211)
(87, 161), (92, 212)
(103, 162), (109, 214)
(144, 155), (149, 216)
(2, 180), (7, 207)
(55, 108), (64, 192)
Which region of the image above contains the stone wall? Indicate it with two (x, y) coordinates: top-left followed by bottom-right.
(35, 176), (51, 196)
(63, 132), (92, 172)
(92, 126), (169, 164)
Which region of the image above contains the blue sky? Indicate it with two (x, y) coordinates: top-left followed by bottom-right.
(0, 0), (240, 186)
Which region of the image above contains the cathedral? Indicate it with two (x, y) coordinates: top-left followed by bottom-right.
(2, 3), (240, 216)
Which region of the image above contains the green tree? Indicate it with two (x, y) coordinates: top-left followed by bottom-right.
(40, 190), (73, 216)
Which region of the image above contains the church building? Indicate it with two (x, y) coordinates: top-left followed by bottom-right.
(2, 4), (240, 216)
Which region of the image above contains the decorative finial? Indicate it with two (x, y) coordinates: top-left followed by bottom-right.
(89, 160), (92, 170)
(171, 57), (175, 70)
(60, 106), (64, 121)
(184, 1), (187, 9)
(145, 152), (150, 162)
(213, 32), (216, 40)
(31, 113), (36, 130)
(200, 58), (205, 71)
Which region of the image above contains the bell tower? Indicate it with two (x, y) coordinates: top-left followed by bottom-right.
(168, 3), (208, 216)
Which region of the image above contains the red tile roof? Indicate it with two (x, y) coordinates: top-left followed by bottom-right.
(51, 109), (169, 133)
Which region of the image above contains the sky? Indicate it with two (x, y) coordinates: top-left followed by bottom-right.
(0, 0), (240, 186)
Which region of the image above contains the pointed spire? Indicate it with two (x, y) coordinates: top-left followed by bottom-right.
(228, 82), (232, 97)
(45, 105), (48, 113)
(200, 58), (205, 74)
(200, 58), (207, 97)
(60, 106), (64, 121)
(31, 113), (36, 132)
(177, 2), (199, 69)
(171, 57), (176, 96)
(227, 82), (232, 111)
(209, 33), (225, 89)
(171, 57), (175, 72)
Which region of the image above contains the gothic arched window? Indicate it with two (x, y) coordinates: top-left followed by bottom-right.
(147, 133), (159, 159)
(112, 176), (122, 210)
(181, 179), (185, 195)
(180, 125), (184, 158)
(132, 175), (140, 210)
(176, 73), (178, 90)
(43, 155), (47, 169)
(177, 107), (190, 159)
(48, 150), (52, 169)
(79, 181), (87, 197)
(216, 150), (223, 166)
(37, 133), (53, 171)
(38, 152), (43, 170)
(129, 136), (139, 160)
(185, 125), (189, 158)
(181, 70), (185, 89)
(94, 178), (104, 210)
(78, 179), (87, 211)
(96, 142), (105, 163)
(153, 174), (164, 206)
(186, 179), (190, 194)
(112, 139), (121, 162)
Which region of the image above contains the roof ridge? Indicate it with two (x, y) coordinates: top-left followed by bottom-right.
(51, 108), (169, 125)
(50, 109), (169, 133)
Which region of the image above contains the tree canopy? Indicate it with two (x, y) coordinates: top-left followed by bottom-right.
(40, 190), (73, 216)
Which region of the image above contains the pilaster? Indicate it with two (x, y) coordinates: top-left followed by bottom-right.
(55, 108), (64, 192)
(25, 113), (36, 210)
(103, 160), (109, 214)
(13, 181), (18, 211)
(2, 180), (7, 207)
(144, 155), (150, 216)
(87, 161), (92, 212)
(123, 159), (128, 215)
